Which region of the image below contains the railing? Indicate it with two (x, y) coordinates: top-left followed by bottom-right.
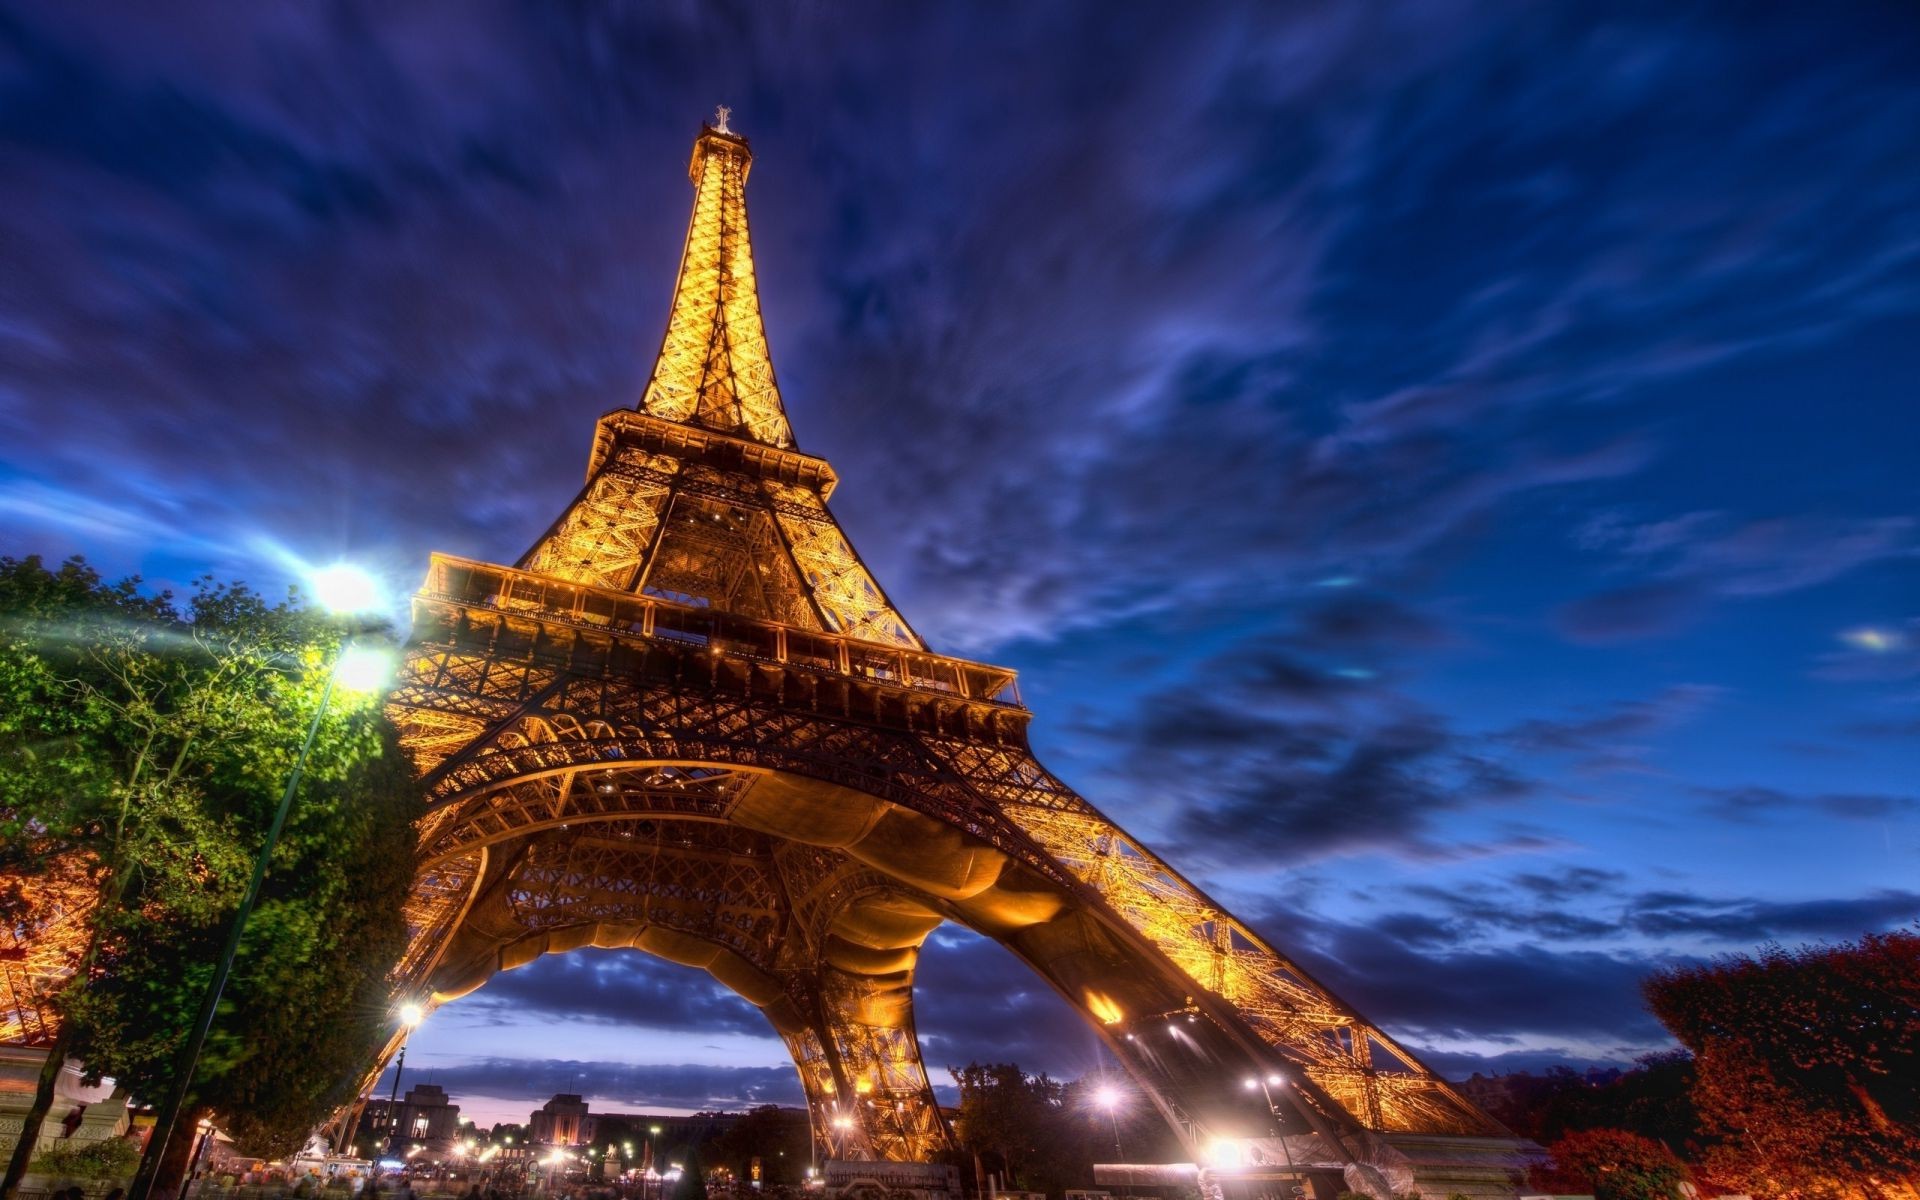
(419, 554), (1023, 708)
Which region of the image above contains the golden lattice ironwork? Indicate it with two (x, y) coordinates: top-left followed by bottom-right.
(362, 116), (1514, 1170)
(512, 122), (920, 649)
(0, 852), (95, 1046)
(642, 128), (793, 447)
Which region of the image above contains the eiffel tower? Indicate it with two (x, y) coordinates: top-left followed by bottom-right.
(376, 115), (1530, 1190)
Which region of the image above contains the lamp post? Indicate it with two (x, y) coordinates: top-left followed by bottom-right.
(829, 1112), (854, 1161)
(1091, 1084), (1125, 1160)
(649, 1125), (662, 1200)
(129, 565), (393, 1200)
(1242, 1074), (1298, 1176)
(385, 1003), (427, 1161)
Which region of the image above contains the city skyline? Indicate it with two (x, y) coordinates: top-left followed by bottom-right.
(2, 2), (1916, 1132)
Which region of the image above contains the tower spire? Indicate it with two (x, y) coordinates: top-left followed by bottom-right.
(636, 113), (795, 448)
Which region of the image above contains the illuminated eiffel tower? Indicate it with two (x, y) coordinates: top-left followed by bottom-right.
(375, 113), (1530, 1190)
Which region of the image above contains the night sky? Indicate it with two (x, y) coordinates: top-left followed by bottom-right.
(3, 2), (1918, 1128)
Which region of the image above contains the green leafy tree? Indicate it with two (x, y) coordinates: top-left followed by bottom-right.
(30, 1137), (142, 1182)
(0, 555), (422, 1193)
(1644, 931), (1920, 1198)
(950, 1062), (1094, 1196)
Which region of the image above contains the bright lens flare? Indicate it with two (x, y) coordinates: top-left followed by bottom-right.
(336, 644), (397, 694)
(398, 1001), (425, 1027)
(308, 563), (384, 614)
(1205, 1139), (1246, 1168)
(1092, 1085), (1123, 1111)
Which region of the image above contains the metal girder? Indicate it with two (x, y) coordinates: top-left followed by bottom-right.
(0, 851), (96, 1045)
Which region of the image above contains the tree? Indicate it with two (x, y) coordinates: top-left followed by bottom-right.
(671, 1145), (708, 1200)
(1645, 931), (1920, 1198)
(949, 1062), (1093, 1195)
(1485, 1053), (1699, 1157)
(708, 1106), (808, 1186)
(1530, 1128), (1688, 1200)
(0, 556), (423, 1194)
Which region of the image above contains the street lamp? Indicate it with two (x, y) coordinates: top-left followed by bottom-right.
(310, 563), (386, 614)
(386, 1003), (428, 1159)
(1091, 1084), (1125, 1160)
(130, 565), (395, 1200)
(1243, 1074), (1298, 1175)
(828, 1111), (856, 1163)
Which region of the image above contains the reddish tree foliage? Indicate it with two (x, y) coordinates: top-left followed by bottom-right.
(1644, 930), (1920, 1198)
(1530, 1128), (1689, 1200)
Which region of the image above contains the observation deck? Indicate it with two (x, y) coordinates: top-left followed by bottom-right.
(413, 554), (1023, 710)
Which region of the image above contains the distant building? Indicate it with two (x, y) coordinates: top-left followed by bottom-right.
(357, 1083), (464, 1155)
(530, 1093), (596, 1146)
(1452, 1071), (1522, 1112)
(524, 1095), (807, 1160)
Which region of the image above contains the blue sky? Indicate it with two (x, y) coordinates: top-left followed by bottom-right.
(1, 1), (1916, 1128)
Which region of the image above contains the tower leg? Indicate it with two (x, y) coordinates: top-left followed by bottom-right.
(783, 967), (950, 1162)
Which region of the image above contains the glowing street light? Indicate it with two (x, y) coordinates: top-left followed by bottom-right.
(1205, 1139), (1245, 1169)
(131, 562), (398, 1200)
(1091, 1083), (1125, 1160)
(1243, 1072), (1298, 1176)
(646, 1124), (663, 1200)
(384, 1001), (429, 1159)
(337, 643), (398, 693)
(309, 562), (385, 615)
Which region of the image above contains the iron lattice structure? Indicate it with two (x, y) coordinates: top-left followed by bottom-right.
(0, 852), (94, 1048)
(0, 118), (1514, 1172)
(367, 121), (1511, 1169)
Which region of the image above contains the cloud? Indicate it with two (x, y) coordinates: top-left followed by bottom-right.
(1554, 581), (1703, 644)
(1397, 885), (1619, 943)
(1078, 630), (1542, 865)
(913, 928), (1111, 1080)
(1816, 618), (1920, 683)
(6, 4), (1915, 654)
(1510, 868), (1628, 904)
(1560, 514), (1917, 643)
(1243, 881), (1920, 1068)
(1251, 899), (1677, 1049)
(1295, 593), (1453, 653)
(1623, 889), (1920, 943)
(1499, 684), (1718, 771)
(1693, 784), (1919, 824)
(447, 950), (772, 1038)
(377, 1058), (805, 1116)
(1164, 712), (1534, 865)
(1841, 716), (1920, 740)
